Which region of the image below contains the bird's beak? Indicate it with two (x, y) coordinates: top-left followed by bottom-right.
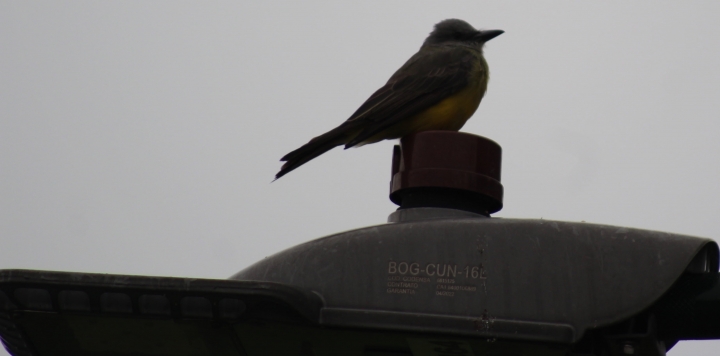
(476, 29), (504, 42)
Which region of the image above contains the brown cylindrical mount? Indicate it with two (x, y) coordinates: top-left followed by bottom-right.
(390, 131), (503, 215)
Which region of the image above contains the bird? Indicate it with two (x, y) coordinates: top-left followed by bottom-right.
(275, 19), (503, 179)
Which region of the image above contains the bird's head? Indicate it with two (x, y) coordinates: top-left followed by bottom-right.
(423, 19), (503, 47)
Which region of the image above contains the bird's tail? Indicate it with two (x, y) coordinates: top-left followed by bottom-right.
(275, 124), (359, 180)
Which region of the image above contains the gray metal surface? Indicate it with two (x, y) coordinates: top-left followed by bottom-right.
(0, 270), (324, 356)
(232, 214), (717, 344)
(388, 207), (487, 223)
(0, 269), (574, 356)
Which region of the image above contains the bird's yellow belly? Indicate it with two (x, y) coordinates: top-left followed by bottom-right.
(371, 82), (485, 142)
(408, 84), (484, 131)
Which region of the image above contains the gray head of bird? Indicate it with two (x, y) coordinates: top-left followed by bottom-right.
(423, 19), (503, 47)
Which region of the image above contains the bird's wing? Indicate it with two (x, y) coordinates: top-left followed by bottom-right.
(343, 45), (476, 148)
(275, 45), (477, 179)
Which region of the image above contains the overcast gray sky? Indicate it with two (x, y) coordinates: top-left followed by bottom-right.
(1, 2), (720, 354)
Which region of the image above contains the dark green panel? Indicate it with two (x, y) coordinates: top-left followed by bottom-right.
(15, 312), (241, 356)
(233, 322), (568, 356)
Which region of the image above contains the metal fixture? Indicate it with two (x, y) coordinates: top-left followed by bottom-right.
(1, 131), (718, 356)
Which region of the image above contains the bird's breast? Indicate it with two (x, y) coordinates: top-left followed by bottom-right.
(405, 65), (488, 132)
(359, 53), (489, 144)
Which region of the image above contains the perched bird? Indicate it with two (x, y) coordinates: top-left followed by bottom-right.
(276, 19), (503, 179)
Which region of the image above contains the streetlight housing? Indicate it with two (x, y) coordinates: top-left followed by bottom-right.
(1, 132), (718, 356)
